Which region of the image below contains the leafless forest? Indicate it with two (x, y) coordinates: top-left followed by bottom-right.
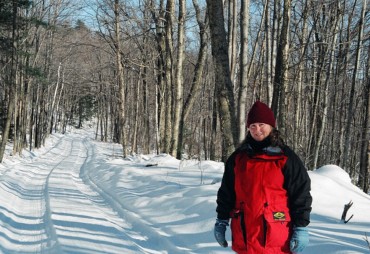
(0, 0), (369, 193)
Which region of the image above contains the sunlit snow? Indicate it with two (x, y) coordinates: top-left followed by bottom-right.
(0, 127), (369, 253)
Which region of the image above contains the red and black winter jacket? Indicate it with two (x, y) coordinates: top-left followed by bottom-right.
(216, 141), (312, 254)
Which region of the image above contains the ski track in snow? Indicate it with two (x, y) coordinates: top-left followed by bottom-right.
(1, 128), (369, 254)
(0, 131), (172, 254)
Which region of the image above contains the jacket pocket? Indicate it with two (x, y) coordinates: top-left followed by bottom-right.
(263, 207), (291, 247)
(230, 210), (247, 251)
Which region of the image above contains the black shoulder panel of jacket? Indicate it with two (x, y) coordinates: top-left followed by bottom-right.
(282, 146), (313, 227)
(215, 151), (237, 220)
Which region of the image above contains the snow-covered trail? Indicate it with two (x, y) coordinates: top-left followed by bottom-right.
(1, 127), (370, 254)
(0, 128), (223, 254)
(0, 131), (167, 254)
(82, 137), (218, 254)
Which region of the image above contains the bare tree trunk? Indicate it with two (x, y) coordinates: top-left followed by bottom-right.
(150, 0), (166, 154)
(155, 78), (161, 154)
(237, 0), (250, 143)
(270, 0), (279, 104)
(171, 0), (186, 157)
(206, 0), (238, 161)
(210, 88), (218, 161)
(34, 84), (42, 148)
(131, 73), (141, 154)
(358, 6), (369, 193)
(337, 2), (354, 168)
(138, 7), (151, 154)
(49, 62), (62, 134)
(228, 0), (237, 84)
(247, 0), (266, 99)
(313, 16), (340, 170)
(95, 102), (100, 140)
(271, 0), (291, 133)
(142, 65), (150, 154)
(264, 0), (273, 104)
(0, 87), (16, 162)
(177, 0), (208, 159)
(292, 0), (308, 151)
(342, 0), (366, 171)
(162, 0), (175, 154)
(114, 0), (127, 157)
(12, 62), (19, 155)
(0, 1), (18, 162)
(54, 67), (64, 133)
(359, 79), (370, 192)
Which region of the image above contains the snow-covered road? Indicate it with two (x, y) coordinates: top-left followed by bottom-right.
(0, 133), (141, 253)
(1, 128), (370, 254)
(0, 129), (223, 254)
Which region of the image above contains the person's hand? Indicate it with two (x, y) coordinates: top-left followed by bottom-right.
(214, 219), (229, 247)
(290, 227), (309, 253)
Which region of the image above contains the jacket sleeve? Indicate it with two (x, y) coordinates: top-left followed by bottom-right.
(216, 153), (236, 220)
(283, 147), (312, 227)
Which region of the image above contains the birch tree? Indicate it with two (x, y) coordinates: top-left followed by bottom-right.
(237, 0), (250, 142)
(228, 0), (238, 85)
(113, 0), (127, 157)
(170, 0), (186, 157)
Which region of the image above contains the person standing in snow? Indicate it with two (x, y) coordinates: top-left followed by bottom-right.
(214, 101), (312, 254)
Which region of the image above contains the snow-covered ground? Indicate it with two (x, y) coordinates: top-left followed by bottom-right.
(0, 127), (369, 253)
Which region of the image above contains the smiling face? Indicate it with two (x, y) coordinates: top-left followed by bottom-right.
(248, 122), (273, 141)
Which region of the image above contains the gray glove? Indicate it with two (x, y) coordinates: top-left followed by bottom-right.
(290, 227), (309, 253)
(214, 219), (229, 247)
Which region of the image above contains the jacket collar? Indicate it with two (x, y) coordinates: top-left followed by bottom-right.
(244, 144), (283, 156)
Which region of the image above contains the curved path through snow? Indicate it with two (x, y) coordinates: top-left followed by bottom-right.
(0, 132), (158, 254)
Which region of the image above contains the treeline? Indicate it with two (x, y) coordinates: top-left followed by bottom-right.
(0, 0), (369, 193)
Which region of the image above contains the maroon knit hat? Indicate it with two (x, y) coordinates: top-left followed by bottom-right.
(247, 101), (276, 128)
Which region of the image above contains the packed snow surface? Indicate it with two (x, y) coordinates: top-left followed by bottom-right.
(0, 127), (369, 253)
